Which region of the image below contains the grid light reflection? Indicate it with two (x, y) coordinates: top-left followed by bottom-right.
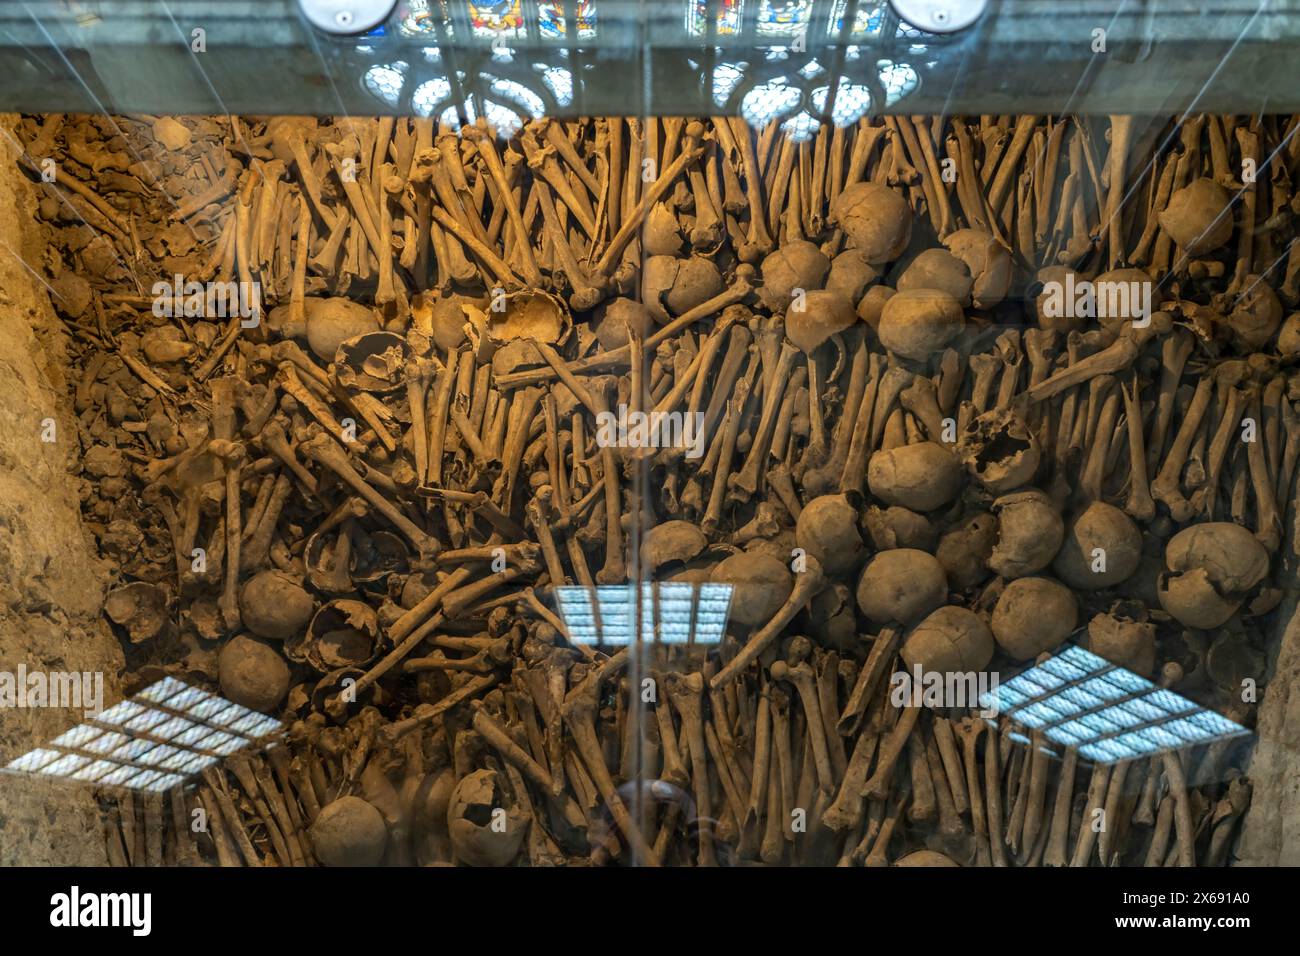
(981, 645), (1249, 764)
(554, 583), (733, 647)
(2, 676), (283, 793)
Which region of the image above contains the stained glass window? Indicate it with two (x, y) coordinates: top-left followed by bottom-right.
(439, 99), (525, 138)
(877, 59), (919, 106)
(686, 0), (743, 37)
(828, 0), (886, 38)
(412, 77), (454, 117)
(539, 0), (597, 39)
(741, 79), (800, 127)
(539, 66), (574, 107)
(490, 77), (546, 117)
(781, 111), (818, 141)
(757, 0), (813, 38)
(712, 61), (746, 108)
(469, 0), (526, 40)
(812, 78), (873, 126)
(399, 0), (452, 38)
(364, 62), (408, 107)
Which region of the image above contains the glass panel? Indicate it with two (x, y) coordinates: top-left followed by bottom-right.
(0, 0), (1283, 888)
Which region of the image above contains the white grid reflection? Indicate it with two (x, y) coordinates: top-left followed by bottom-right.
(741, 80), (801, 127)
(539, 66), (574, 107)
(554, 584), (732, 646)
(490, 78), (546, 118)
(982, 645), (1249, 764)
(437, 100), (525, 139)
(2, 676), (283, 792)
(780, 110), (819, 142)
(363, 62), (408, 107)
(712, 62), (746, 109)
(812, 80), (872, 127)
(877, 59), (919, 106)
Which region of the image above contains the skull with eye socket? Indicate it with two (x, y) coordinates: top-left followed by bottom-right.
(286, 599), (385, 673)
(447, 768), (528, 866)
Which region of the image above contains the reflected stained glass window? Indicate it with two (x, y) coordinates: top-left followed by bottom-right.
(470, 0), (526, 39)
(539, 66), (574, 107)
(439, 99), (525, 138)
(812, 78), (872, 126)
(757, 0), (813, 38)
(877, 59), (919, 106)
(741, 79), (801, 127)
(781, 110), (818, 141)
(399, 0), (452, 37)
(490, 77), (546, 117)
(712, 61), (746, 108)
(686, 0), (743, 37)
(539, 0), (597, 39)
(828, 0), (886, 37)
(412, 77), (453, 117)
(896, 17), (932, 40)
(364, 62), (408, 108)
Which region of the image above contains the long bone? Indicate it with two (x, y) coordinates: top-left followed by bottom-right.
(1027, 315), (1171, 403)
(496, 277), (754, 388)
(210, 377), (243, 631)
(770, 638), (834, 796)
(1200, 370), (1248, 518)
(907, 729), (936, 824)
(730, 336), (800, 501)
(954, 718), (990, 865)
(1151, 372), (1215, 521)
(711, 558), (825, 688)
(585, 378), (626, 584)
(1245, 387), (1282, 551)
(985, 725), (1009, 867)
(665, 671), (716, 866)
(300, 432), (438, 556)
(1121, 373), (1156, 520)
(1146, 328), (1195, 474)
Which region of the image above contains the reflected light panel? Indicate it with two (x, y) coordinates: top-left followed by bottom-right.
(3, 676), (283, 792)
(981, 645), (1249, 764)
(554, 583), (733, 646)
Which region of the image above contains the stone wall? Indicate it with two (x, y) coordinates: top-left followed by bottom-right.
(1238, 582), (1300, 865)
(0, 114), (120, 866)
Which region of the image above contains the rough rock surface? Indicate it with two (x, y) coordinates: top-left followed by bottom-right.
(1238, 584), (1300, 865)
(0, 115), (120, 866)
